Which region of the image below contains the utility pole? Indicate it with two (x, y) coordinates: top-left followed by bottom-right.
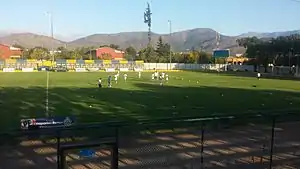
(168, 20), (172, 69)
(216, 31), (220, 49)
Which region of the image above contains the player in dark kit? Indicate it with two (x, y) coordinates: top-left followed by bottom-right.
(159, 74), (163, 86)
(108, 75), (112, 88)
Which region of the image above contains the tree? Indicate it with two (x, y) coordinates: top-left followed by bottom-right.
(163, 43), (171, 62)
(71, 49), (83, 60)
(138, 46), (157, 62)
(124, 46), (137, 60)
(99, 45), (109, 48)
(11, 44), (25, 50)
(172, 53), (185, 63)
(155, 36), (170, 62)
(109, 44), (120, 50)
(189, 47), (199, 63)
(54, 46), (72, 59)
(198, 51), (213, 63)
(28, 47), (49, 60)
(237, 34), (300, 73)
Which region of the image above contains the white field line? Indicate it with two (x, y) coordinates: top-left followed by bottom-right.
(46, 71), (49, 117)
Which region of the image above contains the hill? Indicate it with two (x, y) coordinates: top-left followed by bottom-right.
(0, 33), (65, 49)
(238, 30), (300, 38)
(67, 28), (245, 54)
(0, 29), (245, 53)
(1, 28), (299, 54)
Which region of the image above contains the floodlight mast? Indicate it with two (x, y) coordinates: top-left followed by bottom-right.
(45, 12), (54, 63)
(168, 20), (172, 69)
(144, 2), (152, 46)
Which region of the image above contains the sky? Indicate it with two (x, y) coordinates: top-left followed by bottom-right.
(0, 0), (300, 41)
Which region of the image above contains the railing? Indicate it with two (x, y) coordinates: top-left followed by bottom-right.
(0, 111), (300, 169)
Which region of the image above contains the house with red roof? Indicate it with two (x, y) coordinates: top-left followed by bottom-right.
(0, 44), (23, 59)
(95, 47), (125, 60)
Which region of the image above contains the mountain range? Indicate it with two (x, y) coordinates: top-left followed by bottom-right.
(0, 28), (299, 54)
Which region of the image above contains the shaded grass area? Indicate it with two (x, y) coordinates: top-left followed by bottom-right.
(0, 72), (300, 130)
(0, 72), (300, 168)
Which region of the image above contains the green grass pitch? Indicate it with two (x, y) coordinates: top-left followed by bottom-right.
(0, 71), (300, 131)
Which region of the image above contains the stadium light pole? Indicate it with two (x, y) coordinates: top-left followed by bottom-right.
(168, 20), (172, 70)
(45, 12), (54, 63)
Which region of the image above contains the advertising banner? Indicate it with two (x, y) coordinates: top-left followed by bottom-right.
(22, 68), (34, 72)
(20, 116), (76, 130)
(75, 68), (87, 72)
(88, 68), (99, 72)
(134, 68), (143, 72)
(3, 68), (15, 72)
(119, 68), (129, 72)
(105, 68), (115, 72)
(213, 49), (230, 58)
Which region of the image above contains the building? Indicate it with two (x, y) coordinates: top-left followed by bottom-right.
(226, 56), (251, 65)
(0, 44), (22, 59)
(95, 47), (125, 60)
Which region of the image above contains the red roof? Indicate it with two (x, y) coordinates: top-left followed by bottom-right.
(0, 44), (22, 59)
(95, 47), (124, 60)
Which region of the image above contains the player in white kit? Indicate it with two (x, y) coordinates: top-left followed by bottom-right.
(257, 72), (261, 80)
(151, 73), (155, 80)
(138, 71), (141, 79)
(124, 73), (128, 82)
(165, 74), (169, 82)
(154, 71), (158, 80)
(114, 74), (118, 84)
(98, 78), (102, 88)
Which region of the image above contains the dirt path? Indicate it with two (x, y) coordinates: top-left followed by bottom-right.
(0, 122), (299, 169)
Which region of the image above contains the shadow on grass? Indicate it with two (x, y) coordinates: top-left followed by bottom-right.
(0, 83), (300, 168)
(1, 82), (300, 130)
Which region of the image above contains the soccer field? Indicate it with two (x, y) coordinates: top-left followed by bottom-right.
(0, 71), (300, 131)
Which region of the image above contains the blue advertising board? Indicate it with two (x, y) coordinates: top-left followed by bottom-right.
(213, 49), (230, 58)
(20, 116), (76, 130)
(79, 149), (96, 158)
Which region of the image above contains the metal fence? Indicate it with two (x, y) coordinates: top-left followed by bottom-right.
(0, 112), (300, 169)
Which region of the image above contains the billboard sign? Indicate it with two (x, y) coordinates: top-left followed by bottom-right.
(79, 149), (96, 158)
(20, 116), (76, 130)
(213, 49), (230, 58)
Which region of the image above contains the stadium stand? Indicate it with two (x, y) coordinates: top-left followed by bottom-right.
(0, 59), (145, 72)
